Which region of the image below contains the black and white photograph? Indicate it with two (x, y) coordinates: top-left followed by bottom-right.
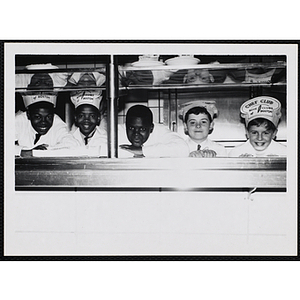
(4, 42), (297, 257)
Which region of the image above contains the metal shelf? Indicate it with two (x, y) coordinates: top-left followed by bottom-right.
(119, 61), (286, 71)
(119, 82), (286, 91)
(15, 86), (106, 93)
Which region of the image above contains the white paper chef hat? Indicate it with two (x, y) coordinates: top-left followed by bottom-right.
(70, 90), (103, 109)
(240, 96), (282, 127)
(68, 72), (106, 87)
(22, 93), (57, 108)
(20, 64), (59, 108)
(15, 64), (68, 89)
(179, 100), (218, 121)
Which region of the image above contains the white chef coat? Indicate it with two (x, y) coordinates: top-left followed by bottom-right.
(72, 126), (108, 157)
(185, 136), (228, 157)
(118, 123), (190, 158)
(15, 111), (79, 156)
(228, 139), (287, 157)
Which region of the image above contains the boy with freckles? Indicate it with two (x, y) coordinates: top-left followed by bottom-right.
(228, 96), (286, 157)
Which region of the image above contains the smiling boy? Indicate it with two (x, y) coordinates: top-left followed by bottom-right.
(228, 96), (286, 157)
(71, 90), (107, 146)
(69, 71), (108, 157)
(15, 73), (79, 157)
(180, 100), (227, 157)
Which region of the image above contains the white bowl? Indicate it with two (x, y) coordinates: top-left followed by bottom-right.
(165, 56), (200, 66)
(131, 60), (165, 67)
(26, 63), (59, 70)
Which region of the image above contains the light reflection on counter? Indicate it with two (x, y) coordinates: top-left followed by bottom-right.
(15, 157), (286, 191)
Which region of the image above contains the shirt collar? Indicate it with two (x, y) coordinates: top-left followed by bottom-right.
(79, 127), (97, 140)
(187, 137), (208, 147)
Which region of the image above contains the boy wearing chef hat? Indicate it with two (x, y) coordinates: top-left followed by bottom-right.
(228, 96), (286, 157)
(70, 89), (107, 151)
(15, 72), (79, 157)
(180, 100), (227, 157)
(118, 105), (189, 158)
(69, 72), (107, 156)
